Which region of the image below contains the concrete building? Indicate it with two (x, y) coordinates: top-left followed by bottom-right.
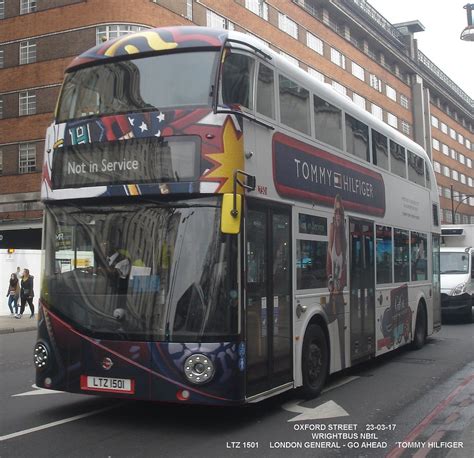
(0, 0), (473, 249)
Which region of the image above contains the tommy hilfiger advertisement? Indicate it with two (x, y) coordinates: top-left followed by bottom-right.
(273, 133), (386, 217)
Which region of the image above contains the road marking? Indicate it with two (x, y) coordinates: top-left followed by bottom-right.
(0, 404), (119, 442)
(282, 400), (349, 422)
(386, 373), (474, 458)
(12, 384), (65, 397)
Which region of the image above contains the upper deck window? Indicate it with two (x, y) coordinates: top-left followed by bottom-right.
(313, 95), (342, 149)
(407, 150), (425, 186)
(279, 75), (310, 135)
(256, 63), (275, 119)
(372, 129), (388, 170)
(389, 140), (406, 178)
(58, 51), (217, 122)
(345, 114), (369, 162)
(221, 52), (255, 110)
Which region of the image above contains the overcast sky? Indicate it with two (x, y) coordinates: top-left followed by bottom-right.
(367, 0), (474, 99)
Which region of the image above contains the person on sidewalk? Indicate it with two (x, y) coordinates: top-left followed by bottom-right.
(16, 269), (35, 319)
(6, 273), (20, 316)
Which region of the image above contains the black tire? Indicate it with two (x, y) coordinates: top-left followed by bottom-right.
(301, 324), (329, 398)
(412, 304), (427, 350)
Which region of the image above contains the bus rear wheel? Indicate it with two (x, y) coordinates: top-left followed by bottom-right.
(301, 324), (329, 398)
(412, 304), (427, 350)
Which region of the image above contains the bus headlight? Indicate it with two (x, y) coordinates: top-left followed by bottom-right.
(33, 342), (50, 370)
(183, 354), (215, 385)
(451, 282), (467, 296)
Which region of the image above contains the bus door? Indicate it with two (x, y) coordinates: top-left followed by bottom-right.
(349, 218), (375, 363)
(245, 201), (292, 397)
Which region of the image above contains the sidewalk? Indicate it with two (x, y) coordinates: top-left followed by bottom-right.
(0, 314), (37, 334)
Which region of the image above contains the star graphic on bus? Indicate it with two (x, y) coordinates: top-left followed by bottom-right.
(139, 122), (148, 133)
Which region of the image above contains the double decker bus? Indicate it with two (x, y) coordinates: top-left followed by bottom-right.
(35, 26), (441, 404)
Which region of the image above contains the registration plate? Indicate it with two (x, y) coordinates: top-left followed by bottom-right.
(80, 375), (135, 394)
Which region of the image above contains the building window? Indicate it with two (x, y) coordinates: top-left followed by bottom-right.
(184, 0), (193, 20)
(0, 49), (4, 69)
(306, 32), (323, 55)
(449, 127), (456, 139)
(331, 81), (346, 96)
(0, 149), (2, 175)
(466, 139), (471, 149)
(280, 51), (298, 67)
(307, 67), (324, 82)
(431, 115), (439, 128)
(441, 122), (448, 134)
(432, 138), (440, 150)
(387, 112), (398, 128)
(19, 91), (36, 116)
(452, 170), (459, 181)
(206, 10), (234, 30)
(451, 149), (457, 160)
(371, 103), (383, 120)
(0, 98), (3, 119)
(386, 84), (396, 101)
(0, 0), (4, 19)
(467, 158), (473, 168)
(19, 143), (37, 174)
(442, 143), (449, 156)
(433, 161), (441, 173)
(469, 177), (473, 187)
(401, 121), (410, 135)
(369, 74), (382, 92)
(457, 133), (464, 144)
(330, 48), (345, 68)
(460, 174), (466, 185)
(278, 13), (298, 39)
(351, 61), (364, 81)
(245, 0), (268, 20)
(19, 41), (36, 65)
(400, 95), (409, 109)
(352, 93), (366, 110)
(96, 24), (147, 44)
(443, 187), (450, 198)
(20, 0), (37, 14)
(442, 165), (449, 177)
(459, 153), (465, 164)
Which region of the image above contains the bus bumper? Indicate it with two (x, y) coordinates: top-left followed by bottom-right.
(35, 307), (245, 405)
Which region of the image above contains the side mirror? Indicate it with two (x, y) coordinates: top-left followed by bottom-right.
(221, 193), (242, 234)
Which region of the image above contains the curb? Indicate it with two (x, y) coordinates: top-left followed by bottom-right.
(0, 326), (37, 335)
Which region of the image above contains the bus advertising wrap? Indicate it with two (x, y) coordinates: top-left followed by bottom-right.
(273, 133), (386, 217)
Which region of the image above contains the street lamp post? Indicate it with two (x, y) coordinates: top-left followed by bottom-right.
(452, 193), (474, 224)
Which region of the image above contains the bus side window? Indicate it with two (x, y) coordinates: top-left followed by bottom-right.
(222, 52), (255, 110)
(279, 75), (310, 135)
(376, 225), (392, 284)
(313, 95), (342, 150)
(345, 114), (369, 162)
(407, 151), (425, 186)
(394, 228), (409, 282)
(372, 129), (389, 170)
(256, 63), (275, 119)
(390, 140), (406, 178)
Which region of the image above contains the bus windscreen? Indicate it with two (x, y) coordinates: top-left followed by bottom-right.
(57, 51), (218, 122)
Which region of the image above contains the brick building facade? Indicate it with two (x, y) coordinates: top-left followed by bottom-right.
(0, 0), (473, 248)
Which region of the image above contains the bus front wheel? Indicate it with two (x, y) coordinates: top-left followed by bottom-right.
(411, 304), (427, 350)
(301, 324), (329, 398)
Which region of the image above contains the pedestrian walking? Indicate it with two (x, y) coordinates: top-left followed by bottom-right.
(6, 273), (20, 316)
(16, 268), (35, 319)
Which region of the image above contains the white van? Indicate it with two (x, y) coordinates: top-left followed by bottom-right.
(440, 225), (474, 321)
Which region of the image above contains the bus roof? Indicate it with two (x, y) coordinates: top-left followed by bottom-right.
(67, 26), (227, 71)
(66, 26), (433, 175)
